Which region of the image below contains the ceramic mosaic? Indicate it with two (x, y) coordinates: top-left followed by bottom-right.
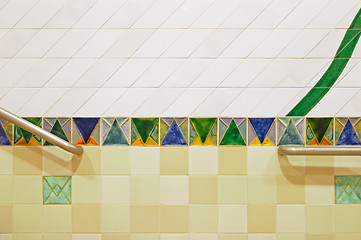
(72, 118), (100, 146)
(248, 118), (276, 146)
(306, 118), (333, 146)
(131, 118), (159, 146)
(43, 118), (71, 145)
(277, 117), (305, 146)
(219, 118), (246, 146)
(335, 118), (361, 145)
(102, 118), (130, 145)
(189, 118), (217, 146)
(43, 176), (71, 204)
(14, 117), (42, 146)
(335, 176), (361, 204)
(160, 118), (188, 146)
(0, 119), (12, 145)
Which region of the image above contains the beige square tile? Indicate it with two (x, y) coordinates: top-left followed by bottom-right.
(160, 205), (188, 233)
(248, 176), (276, 204)
(219, 205), (247, 233)
(189, 176), (218, 204)
(306, 205), (334, 234)
(0, 176), (12, 204)
(334, 156), (361, 175)
(43, 205), (71, 233)
(13, 204), (42, 233)
(247, 234), (276, 240)
(130, 147), (159, 174)
(72, 176), (101, 204)
(276, 205), (305, 233)
(306, 234), (334, 240)
(102, 176), (130, 204)
(160, 147), (188, 175)
(277, 174), (305, 204)
(305, 176), (334, 204)
(131, 234), (159, 240)
(43, 234), (72, 240)
(160, 176), (188, 204)
(248, 205), (276, 233)
(0, 234), (12, 240)
(160, 234), (188, 240)
(219, 234), (247, 240)
(101, 147), (130, 175)
(131, 176), (159, 204)
(131, 205), (159, 233)
(102, 234), (130, 240)
(335, 205), (361, 233)
(71, 234), (101, 240)
(13, 176), (41, 204)
(305, 156), (334, 175)
(189, 205), (218, 233)
(218, 176), (247, 204)
(0, 147), (13, 174)
(43, 147), (72, 175)
(73, 147), (101, 175)
(276, 234), (305, 240)
(189, 147), (218, 174)
(189, 234), (218, 240)
(101, 205), (130, 233)
(13, 234), (42, 240)
(0, 205), (12, 233)
(13, 147), (42, 175)
(247, 147), (278, 174)
(335, 233), (361, 240)
(72, 205), (101, 233)
(218, 147), (246, 175)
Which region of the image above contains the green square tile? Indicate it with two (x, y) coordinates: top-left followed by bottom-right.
(306, 118), (333, 146)
(43, 176), (71, 204)
(14, 117), (42, 146)
(131, 118), (159, 146)
(335, 176), (361, 204)
(189, 118), (217, 146)
(219, 118), (246, 146)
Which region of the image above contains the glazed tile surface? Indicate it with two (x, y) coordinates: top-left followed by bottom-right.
(160, 118), (188, 146)
(219, 118), (246, 146)
(14, 117), (42, 146)
(0, 119), (12, 145)
(43, 118), (71, 145)
(72, 118), (100, 146)
(102, 118), (130, 145)
(248, 118), (275, 146)
(277, 117), (305, 146)
(335, 118), (361, 145)
(131, 118), (159, 146)
(190, 118), (217, 146)
(306, 118), (333, 146)
(43, 176), (71, 204)
(335, 176), (361, 204)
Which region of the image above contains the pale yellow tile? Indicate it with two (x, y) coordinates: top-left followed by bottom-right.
(189, 147), (218, 174)
(71, 234), (101, 240)
(0, 176), (12, 204)
(101, 205), (130, 233)
(306, 205), (334, 234)
(0, 234), (13, 240)
(131, 205), (159, 233)
(102, 234), (130, 240)
(72, 205), (101, 233)
(277, 234), (305, 240)
(277, 174), (305, 204)
(335, 205), (361, 233)
(219, 234), (247, 240)
(0, 147), (13, 174)
(13, 234), (41, 240)
(335, 233), (361, 240)
(131, 176), (159, 204)
(218, 176), (247, 204)
(189, 205), (218, 233)
(219, 205), (247, 233)
(72, 147), (101, 175)
(306, 234), (334, 240)
(160, 147), (188, 175)
(305, 156), (334, 175)
(72, 176), (101, 204)
(247, 234), (276, 240)
(130, 147), (159, 174)
(43, 234), (72, 240)
(276, 205), (305, 233)
(248, 176), (276, 204)
(13, 204), (41, 233)
(43, 147), (72, 175)
(0, 205), (12, 233)
(102, 176), (130, 204)
(131, 234), (159, 240)
(13, 147), (42, 175)
(189, 234), (217, 240)
(248, 205), (276, 233)
(43, 205), (71, 233)
(305, 176), (334, 204)
(247, 147), (278, 174)
(334, 156), (361, 175)
(13, 176), (41, 204)
(160, 205), (188, 233)
(218, 147), (246, 175)
(101, 147), (130, 175)
(277, 155), (306, 176)
(189, 176), (218, 204)
(160, 234), (188, 240)
(160, 176), (188, 204)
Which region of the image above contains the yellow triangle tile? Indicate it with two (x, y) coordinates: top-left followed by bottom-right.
(15, 137), (27, 145)
(132, 138), (144, 146)
(191, 137), (203, 146)
(28, 137), (41, 146)
(307, 138), (319, 146)
(262, 137), (275, 146)
(320, 137), (332, 146)
(204, 137), (216, 146)
(145, 137), (158, 146)
(250, 137), (261, 146)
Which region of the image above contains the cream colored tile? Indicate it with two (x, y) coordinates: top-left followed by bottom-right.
(0, 234), (13, 240)
(131, 205), (159, 233)
(305, 156), (334, 175)
(335, 205), (361, 233)
(131, 234), (159, 240)
(160, 205), (188, 233)
(189, 147), (218, 174)
(0, 147), (13, 174)
(248, 205), (276, 233)
(219, 234), (247, 240)
(248, 176), (276, 204)
(219, 205), (247, 233)
(218, 147), (247, 175)
(101, 205), (130, 233)
(102, 176), (130, 204)
(73, 147), (101, 175)
(189, 234), (218, 240)
(306, 205), (334, 234)
(189, 176), (218, 204)
(160, 176), (188, 204)
(277, 174), (305, 204)
(72, 205), (101, 233)
(13, 147), (42, 175)
(305, 176), (334, 204)
(335, 233), (361, 240)
(334, 156), (361, 175)
(13, 176), (41, 204)
(189, 205), (218, 233)
(71, 234), (101, 240)
(13, 204), (41, 233)
(276, 205), (305, 233)
(0, 176), (12, 204)
(160, 147), (188, 175)
(101, 147), (130, 175)
(247, 234), (276, 240)
(13, 234), (42, 240)
(72, 176), (101, 204)
(306, 234), (334, 240)
(247, 147), (278, 174)
(130, 148), (159, 174)
(0, 205), (12, 233)
(43, 234), (71, 240)
(131, 176), (159, 204)
(218, 176), (247, 204)
(101, 234), (130, 240)
(160, 234), (188, 240)
(276, 234), (305, 240)
(43, 206), (71, 233)
(43, 147), (72, 175)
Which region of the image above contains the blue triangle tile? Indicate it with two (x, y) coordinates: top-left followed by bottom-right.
(162, 120), (187, 146)
(249, 118), (275, 144)
(337, 120), (361, 145)
(73, 118), (99, 143)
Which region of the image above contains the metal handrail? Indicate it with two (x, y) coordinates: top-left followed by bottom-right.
(278, 146), (361, 156)
(0, 107), (83, 155)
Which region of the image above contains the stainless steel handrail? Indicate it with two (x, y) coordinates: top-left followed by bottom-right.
(278, 146), (361, 156)
(0, 107), (83, 155)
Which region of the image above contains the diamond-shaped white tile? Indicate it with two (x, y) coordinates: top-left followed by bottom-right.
(337, 89), (361, 117)
(0, 88), (39, 114)
(307, 29), (347, 58)
(0, 59), (38, 87)
(0, 29), (38, 57)
(0, 0), (38, 28)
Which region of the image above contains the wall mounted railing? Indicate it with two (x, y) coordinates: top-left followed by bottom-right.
(0, 107), (83, 155)
(278, 146), (361, 156)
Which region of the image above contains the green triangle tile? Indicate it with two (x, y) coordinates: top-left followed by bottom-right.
(220, 119), (246, 146)
(190, 118), (217, 144)
(307, 118), (333, 144)
(45, 119), (68, 145)
(132, 118), (158, 144)
(103, 120), (128, 145)
(278, 120), (304, 146)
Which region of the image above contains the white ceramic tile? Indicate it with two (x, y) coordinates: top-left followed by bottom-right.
(74, 0), (125, 28)
(46, 88), (97, 116)
(162, 29), (211, 57)
(74, 29), (125, 58)
(191, 29), (240, 58)
(14, 0), (66, 28)
(104, 29), (155, 57)
(16, 59), (67, 87)
(190, 59), (240, 87)
(132, 0), (184, 28)
(277, 87), (311, 116)
(17, 88), (68, 117)
(0, 29), (38, 57)
(45, 59), (96, 87)
(334, 59), (361, 86)
(0, 0), (10, 10)
(190, 0), (240, 28)
(335, 1), (361, 28)
(0, 59), (38, 87)
(133, 59), (183, 87)
(104, 59), (155, 87)
(75, 88), (127, 117)
(0, 0), (38, 28)
(0, 87), (9, 101)
(220, 59), (271, 87)
(133, 29), (184, 57)
(0, 88), (39, 114)
(336, 60), (361, 87)
(15, 29), (67, 58)
(44, 0), (96, 28)
(337, 89), (361, 117)
(308, 29), (347, 58)
(161, 0), (214, 28)
(45, 29), (97, 58)
(221, 29), (271, 57)
(74, 59), (126, 87)
(162, 88), (213, 117)
(161, 59), (212, 87)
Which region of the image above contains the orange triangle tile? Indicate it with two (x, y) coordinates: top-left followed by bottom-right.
(320, 137), (332, 146)
(204, 137), (216, 146)
(262, 137), (275, 146)
(86, 137), (99, 146)
(191, 137), (203, 146)
(28, 137), (41, 146)
(75, 137), (85, 146)
(145, 137), (158, 146)
(250, 137), (261, 146)
(307, 138), (319, 146)
(132, 138), (144, 146)
(15, 137), (27, 145)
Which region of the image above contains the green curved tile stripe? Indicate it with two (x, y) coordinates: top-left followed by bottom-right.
(287, 8), (361, 116)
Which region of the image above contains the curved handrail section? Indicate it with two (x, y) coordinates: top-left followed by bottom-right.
(0, 107), (83, 155)
(278, 146), (361, 156)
